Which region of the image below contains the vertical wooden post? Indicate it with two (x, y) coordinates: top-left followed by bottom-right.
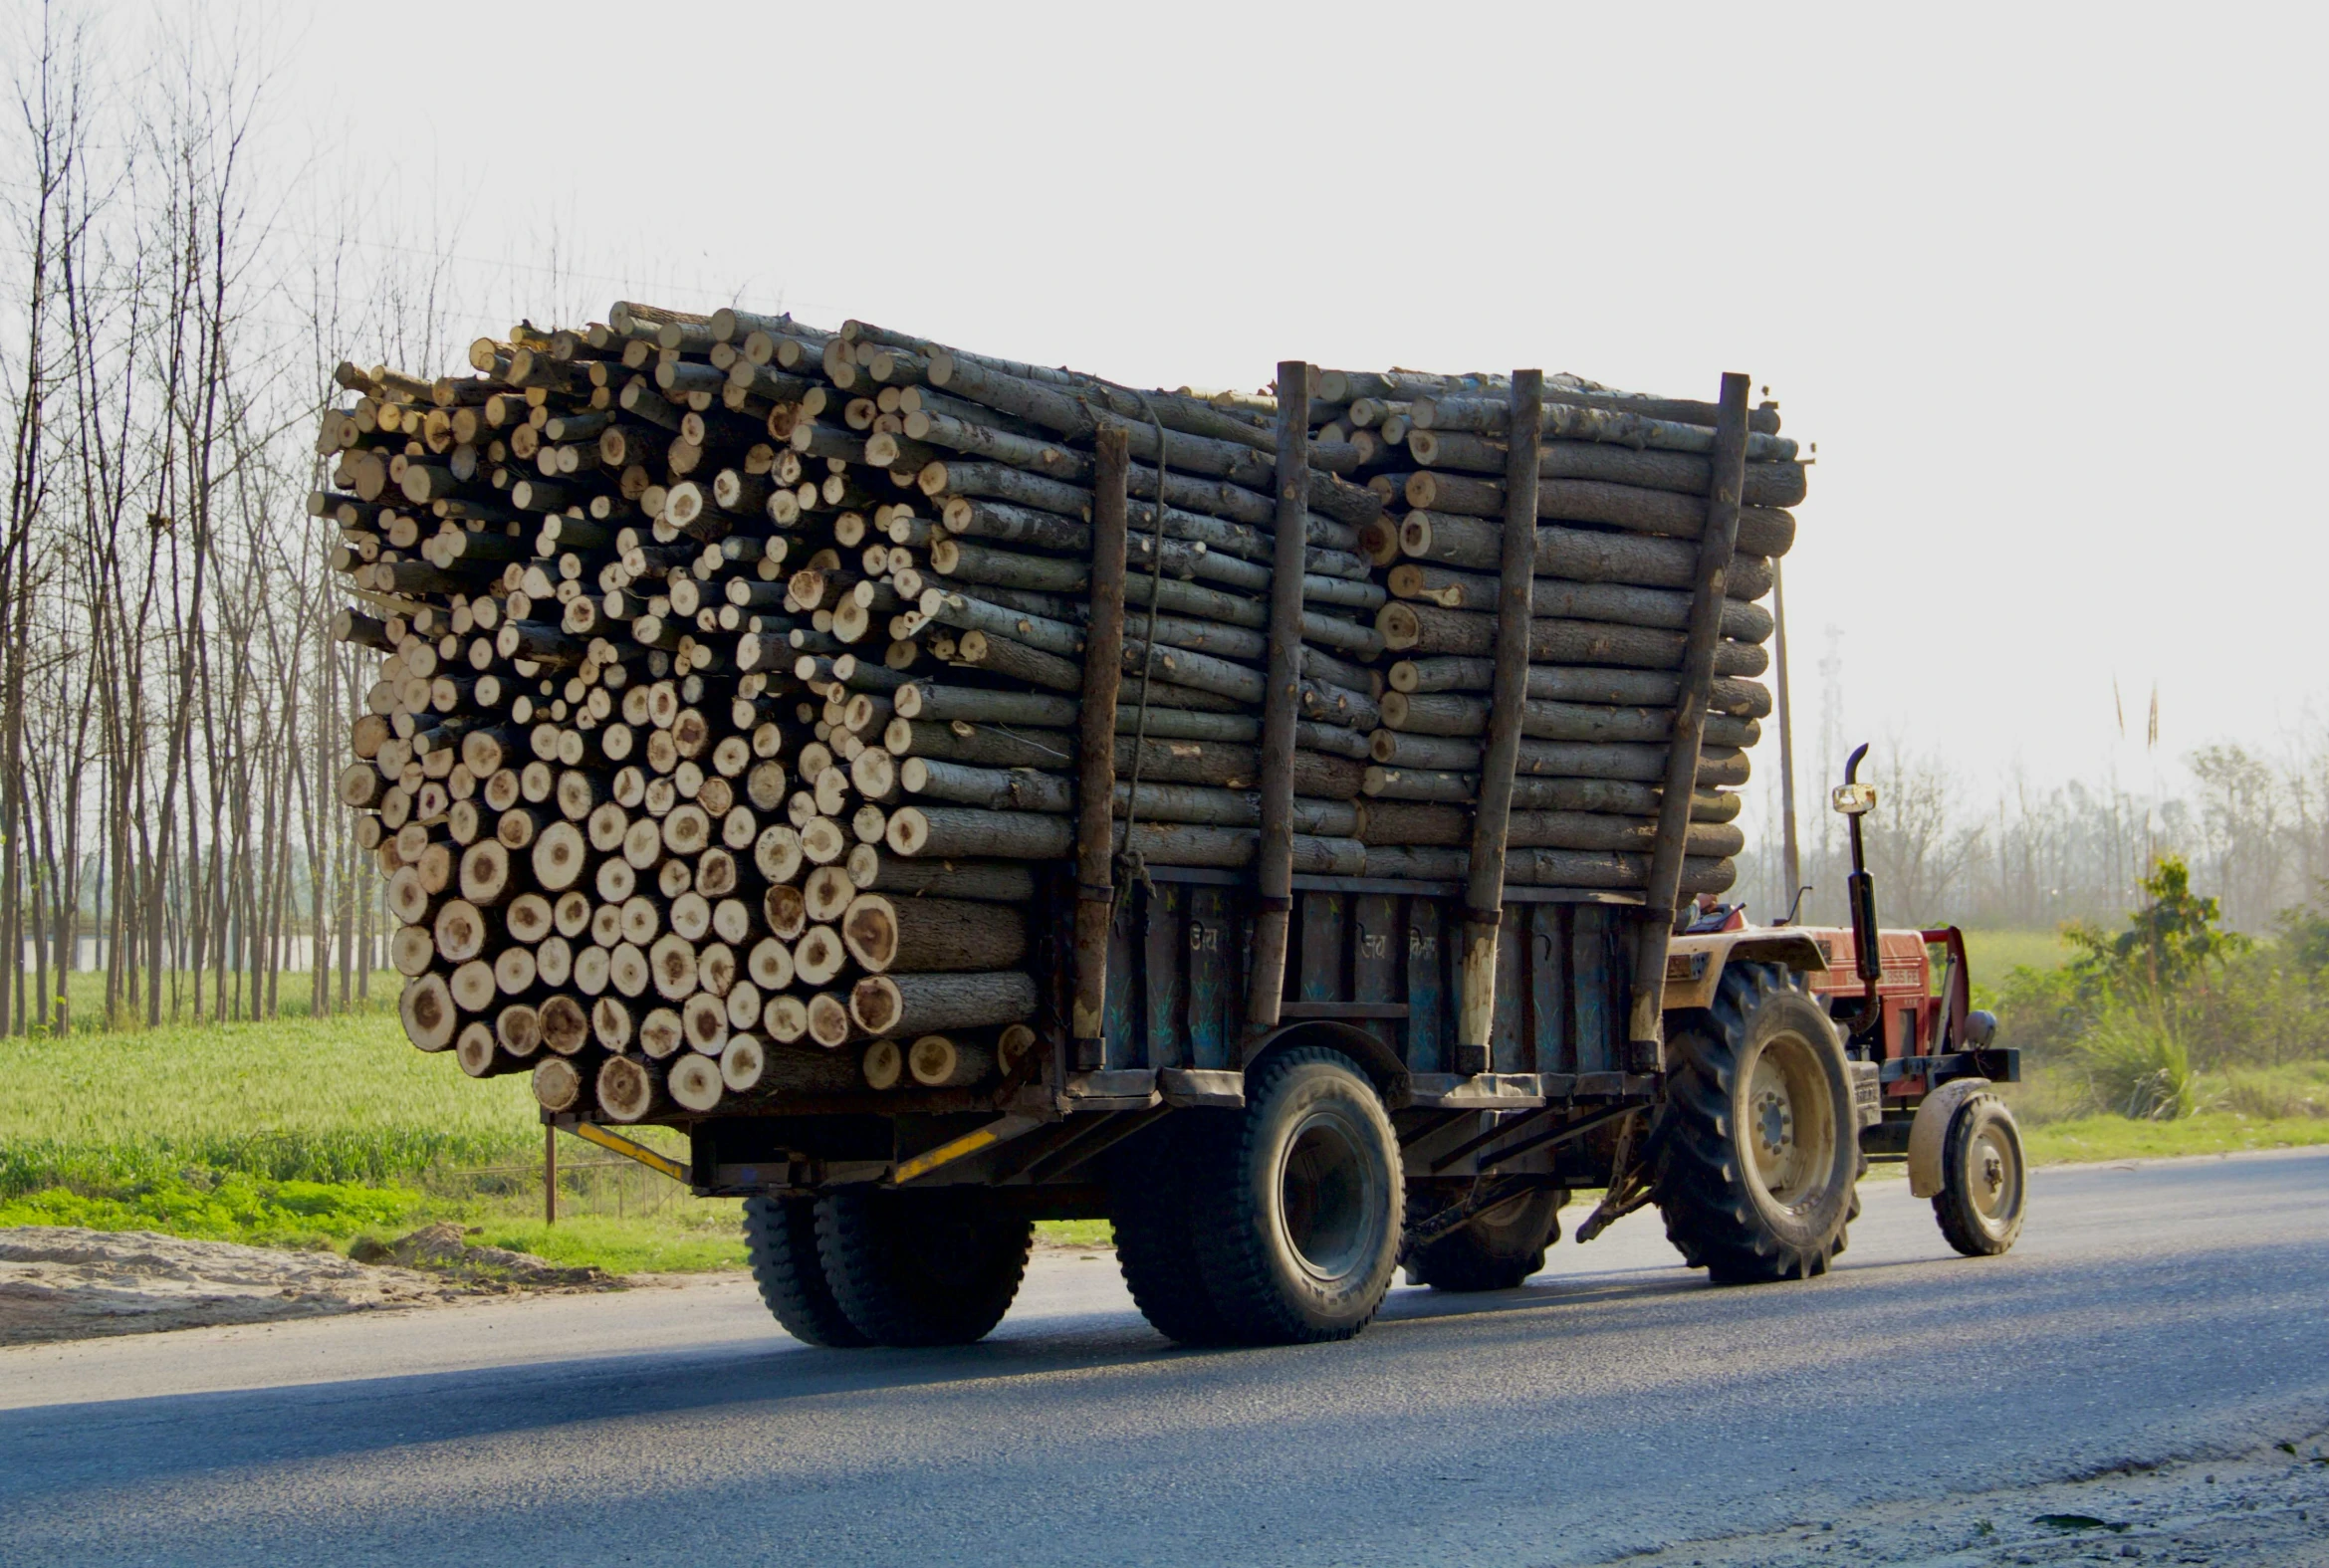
(1456, 368), (1544, 1076)
(1244, 359), (1309, 1038)
(1071, 426), (1134, 1071)
(1772, 555), (1801, 910)
(544, 1121), (558, 1226)
(1627, 372), (1752, 1058)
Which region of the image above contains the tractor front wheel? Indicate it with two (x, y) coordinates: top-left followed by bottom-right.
(1933, 1092), (2027, 1256)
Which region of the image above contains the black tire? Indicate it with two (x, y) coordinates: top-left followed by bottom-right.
(1653, 963), (1859, 1285)
(815, 1187), (1033, 1347)
(1933, 1092), (2027, 1257)
(1107, 1119), (1234, 1345)
(742, 1194), (867, 1348)
(1190, 1046), (1402, 1345)
(1405, 1187), (1565, 1292)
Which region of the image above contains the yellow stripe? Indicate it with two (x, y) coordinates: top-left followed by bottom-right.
(570, 1121), (689, 1183)
(894, 1124), (1011, 1185)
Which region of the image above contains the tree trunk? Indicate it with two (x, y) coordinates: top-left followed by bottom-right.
(840, 895), (1030, 974)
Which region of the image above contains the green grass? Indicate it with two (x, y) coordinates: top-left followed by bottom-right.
(2021, 1111), (2329, 1163)
(18, 967), (404, 1035)
(0, 1009), (543, 1195)
(1962, 928), (2073, 990)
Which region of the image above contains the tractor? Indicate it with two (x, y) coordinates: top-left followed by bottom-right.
(1665, 743), (2029, 1256)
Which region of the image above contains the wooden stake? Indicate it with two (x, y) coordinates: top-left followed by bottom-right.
(1071, 425), (1131, 1068)
(1456, 369), (1543, 1074)
(1246, 360), (1309, 1038)
(1628, 373), (1752, 1056)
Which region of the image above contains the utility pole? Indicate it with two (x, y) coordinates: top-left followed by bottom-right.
(1772, 556), (1801, 913)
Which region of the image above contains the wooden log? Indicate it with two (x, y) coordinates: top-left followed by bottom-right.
(1375, 602), (1767, 678)
(886, 804), (1072, 859)
(539, 994), (590, 1055)
(1385, 657), (1771, 718)
(1406, 437), (1812, 507)
(900, 756), (1074, 812)
(399, 973), (456, 1051)
(893, 683), (1078, 727)
(667, 1051), (725, 1112)
(883, 719), (1076, 771)
(1359, 800), (1745, 856)
(840, 895), (1031, 974)
(906, 1034), (997, 1088)
(849, 1037), (899, 1089)
(1404, 397), (1795, 462)
(1109, 738), (1366, 795)
(1358, 844), (1736, 894)
(846, 969), (1040, 1037)
(860, 856), (1038, 903)
(595, 1053), (668, 1123)
(1379, 691), (1759, 749)
(532, 1055), (587, 1113)
(1396, 513), (1777, 597)
(1386, 561), (1772, 642)
(954, 628), (1083, 692)
(796, 925), (848, 987)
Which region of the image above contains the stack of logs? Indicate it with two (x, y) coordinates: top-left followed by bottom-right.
(325, 303), (1803, 1124)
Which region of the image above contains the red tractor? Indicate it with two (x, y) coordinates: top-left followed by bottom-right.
(1665, 744), (2029, 1256)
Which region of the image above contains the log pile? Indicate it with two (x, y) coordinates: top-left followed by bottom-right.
(323, 305), (1804, 1122)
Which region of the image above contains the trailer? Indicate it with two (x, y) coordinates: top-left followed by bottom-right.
(541, 371), (2029, 1349)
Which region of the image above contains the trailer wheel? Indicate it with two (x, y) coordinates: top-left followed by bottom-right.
(1192, 1046), (1402, 1345)
(1933, 1092), (2027, 1257)
(815, 1188), (1033, 1347)
(1653, 962), (1858, 1285)
(1107, 1120), (1233, 1345)
(1405, 1187), (1565, 1292)
(742, 1195), (867, 1348)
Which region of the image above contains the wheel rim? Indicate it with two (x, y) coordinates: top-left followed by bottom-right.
(1277, 1106), (1386, 1283)
(1743, 1029), (1837, 1211)
(1968, 1120), (2021, 1228)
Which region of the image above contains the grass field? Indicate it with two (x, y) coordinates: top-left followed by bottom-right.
(1, 940), (2317, 1276)
(18, 967), (404, 1035)
(1961, 928), (2074, 992)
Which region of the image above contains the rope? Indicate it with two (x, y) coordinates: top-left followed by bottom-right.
(1111, 393), (1173, 906)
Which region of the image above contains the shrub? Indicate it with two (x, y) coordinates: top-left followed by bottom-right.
(2076, 1007), (2197, 1121)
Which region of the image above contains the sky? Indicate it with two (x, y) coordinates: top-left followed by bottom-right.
(267, 1), (2329, 806)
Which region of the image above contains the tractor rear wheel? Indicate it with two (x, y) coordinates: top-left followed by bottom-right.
(1405, 1187), (1565, 1292)
(1653, 962), (1859, 1284)
(1933, 1092), (2027, 1256)
(1190, 1047), (1402, 1345)
(815, 1187), (1033, 1347)
(742, 1194), (867, 1348)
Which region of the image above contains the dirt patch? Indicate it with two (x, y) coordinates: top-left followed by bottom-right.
(0, 1225), (614, 1347)
(1610, 1429), (2329, 1566)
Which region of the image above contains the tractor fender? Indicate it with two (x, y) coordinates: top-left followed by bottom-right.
(1661, 929), (1830, 1012)
(1908, 1077), (1993, 1199)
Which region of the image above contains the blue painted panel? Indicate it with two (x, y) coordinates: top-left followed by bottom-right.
(1406, 898), (1445, 1072)
(1144, 881), (1186, 1069)
(1532, 903), (1569, 1074)
(1187, 885), (1231, 1069)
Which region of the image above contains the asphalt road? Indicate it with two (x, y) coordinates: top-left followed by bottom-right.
(4, 1149), (2324, 1567)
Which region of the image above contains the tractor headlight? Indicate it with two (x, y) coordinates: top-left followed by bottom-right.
(1966, 1009), (1997, 1048)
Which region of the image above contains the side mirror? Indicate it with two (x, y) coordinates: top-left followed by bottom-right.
(1831, 782), (1879, 817)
